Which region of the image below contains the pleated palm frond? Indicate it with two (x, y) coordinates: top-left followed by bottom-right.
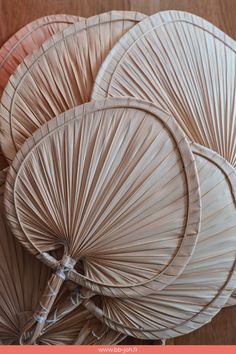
(0, 11), (146, 163)
(0, 170), (51, 344)
(92, 11), (236, 168)
(4, 98), (200, 298)
(0, 166), (7, 184)
(0, 14), (82, 98)
(83, 143), (236, 340)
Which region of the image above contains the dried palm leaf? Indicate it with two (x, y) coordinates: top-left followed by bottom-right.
(0, 11), (146, 163)
(0, 14), (83, 99)
(4, 98), (200, 341)
(92, 11), (236, 168)
(0, 166), (7, 185)
(0, 172), (125, 345)
(0, 15), (83, 170)
(0, 148), (7, 171)
(83, 143), (236, 339)
(0, 169), (51, 344)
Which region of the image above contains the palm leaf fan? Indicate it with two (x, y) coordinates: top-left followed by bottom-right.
(83, 143), (236, 340)
(0, 11), (146, 163)
(0, 14), (83, 99)
(0, 169), (51, 344)
(0, 172), (124, 344)
(92, 11), (236, 168)
(4, 98), (200, 342)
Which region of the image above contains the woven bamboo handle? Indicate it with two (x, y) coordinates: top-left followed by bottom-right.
(20, 255), (76, 344)
(43, 286), (87, 330)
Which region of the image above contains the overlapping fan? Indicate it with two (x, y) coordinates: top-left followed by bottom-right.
(92, 11), (236, 168)
(0, 14), (83, 170)
(0, 11), (146, 163)
(0, 9), (236, 346)
(4, 98), (201, 342)
(0, 14), (83, 98)
(3, 97), (236, 344)
(0, 10), (147, 345)
(83, 142), (236, 339)
(0, 169), (126, 345)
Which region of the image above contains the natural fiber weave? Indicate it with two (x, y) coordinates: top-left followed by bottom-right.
(82, 144), (236, 339)
(92, 10), (236, 168)
(0, 14), (82, 98)
(0, 11), (146, 163)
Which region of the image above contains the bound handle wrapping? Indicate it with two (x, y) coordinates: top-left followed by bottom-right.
(20, 255), (76, 344)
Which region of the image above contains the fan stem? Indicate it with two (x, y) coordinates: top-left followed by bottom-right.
(19, 255), (75, 344)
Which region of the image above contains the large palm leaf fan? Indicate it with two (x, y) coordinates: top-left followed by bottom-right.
(82, 143), (236, 340)
(0, 11), (146, 163)
(4, 98), (200, 343)
(92, 11), (236, 168)
(0, 171), (124, 345)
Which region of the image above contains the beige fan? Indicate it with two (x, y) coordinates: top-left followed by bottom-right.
(4, 98), (200, 341)
(92, 11), (236, 168)
(0, 14), (82, 170)
(83, 143), (236, 339)
(0, 169), (51, 344)
(0, 172), (124, 345)
(0, 14), (83, 99)
(0, 11), (146, 163)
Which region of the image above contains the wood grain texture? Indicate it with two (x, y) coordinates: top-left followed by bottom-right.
(1, 0), (236, 345)
(0, 0), (235, 49)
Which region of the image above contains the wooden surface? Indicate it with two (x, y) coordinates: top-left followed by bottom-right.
(0, 0), (236, 345)
(168, 305), (236, 345)
(0, 0), (236, 48)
